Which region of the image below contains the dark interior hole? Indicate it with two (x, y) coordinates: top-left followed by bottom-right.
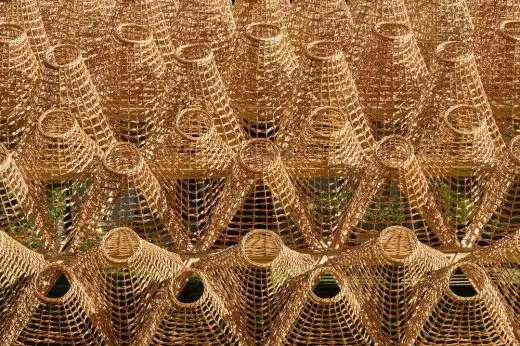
(313, 271), (341, 299)
(449, 267), (479, 298)
(45, 272), (71, 299)
(176, 273), (204, 303)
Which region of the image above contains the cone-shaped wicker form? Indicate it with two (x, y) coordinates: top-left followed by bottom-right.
(134, 268), (248, 345)
(418, 105), (503, 241)
(462, 135), (520, 246)
(65, 142), (190, 252)
(0, 231), (46, 331)
(197, 230), (316, 345)
(356, 22), (431, 139)
(170, 0), (236, 70)
(40, 44), (115, 151)
(148, 107), (234, 244)
(288, 0), (354, 58)
(98, 23), (166, 148)
(402, 262), (519, 345)
(0, 23), (39, 149)
(408, 0), (474, 65)
(1, 264), (116, 345)
(277, 40), (375, 154)
(265, 265), (385, 346)
(70, 227), (185, 345)
(111, 0), (174, 65)
(0, 0), (49, 61)
(229, 22), (297, 139)
(285, 107), (370, 241)
(233, 0), (291, 32)
(331, 226), (449, 344)
(170, 43), (245, 150)
(332, 135), (458, 248)
(197, 139), (323, 250)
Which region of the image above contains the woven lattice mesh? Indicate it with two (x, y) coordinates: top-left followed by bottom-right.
(159, 0), (178, 28)
(98, 23), (166, 148)
(197, 230), (316, 345)
(70, 227), (185, 345)
(332, 135), (458, 248)
(403, 262), (518, 345)
(1, 264), (115, 345)
(233, 0), (291, 33)
(332, 226), (449, 344)
(198, 139), (322, 250)
(0, 23), (39, 149)
(135, 267), (246, 345)
(229, 22), (297, 139)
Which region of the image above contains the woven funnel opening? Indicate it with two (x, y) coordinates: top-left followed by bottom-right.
(103, 142), (142, 175)
(435, 41), (472, 63)
(448, 266), (480, 299)
(45, 44), (82, 68)
(510, 136), (520, 164)
(102, 227), (141, 262)
(305, 40), (342, 61)
(499, 20), (520, 41)
(245, 22), (282, 42)
(38, 109), (77, 139)
(379, 226), (418, 262)
(175, 107), (211, 140)
(309, 107), (344, 138)
(242, 230), (283, 265)
(0, 23), (25, 45)
(238, 139), (279, 173)
(374, 22), (411, 40)
(115, 23), (152, 45)
(376, 135), (414, 169)
(311, 269), (341, 301)
(176, 271), (205, 304)
(175, 43), (213, 64)
(443, 105), (482, 135)
(34, 265), (73, 303)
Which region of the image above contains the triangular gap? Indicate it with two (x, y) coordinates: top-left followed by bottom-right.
(313, 271), (341, 299)
(177, 272), (204, 304)
(45, 271), (71, 299)
(449, 267), (479, 298)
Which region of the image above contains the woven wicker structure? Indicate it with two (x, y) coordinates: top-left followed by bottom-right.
(356, 21), (431, 139)
(332, 226), (449, 344)
(159, 0), (178, 28)
(98, 23), (166, 148)
(70, 227), (185, 344)
(402, 262), (519, 345)
(197, 230), (316, 345)
(233, 0), (291, 32)
(134, 267), (248, 345)
(266, 265), (384, 346)
(0, 23), (39, 149)
(1, 263), (116, 345)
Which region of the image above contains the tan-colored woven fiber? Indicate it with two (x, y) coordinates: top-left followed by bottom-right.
(39, 44), (116, 151)
(197, 139), (323, 250)
(134, 267), (248, 345)
(98, 23), (166, 148)
(356, 21), (431, 139)
(228, 22), (297, 140)
(0, 23), (39, 149)
(332, 135), (458, 248)
(159, 0), (178, 28)
(233, 0), (291, 33)
(402, 262), (519, 345)
(148, 107), (234, 244)
(0, 0), (50, 61)
(197, 230), (316, 345)
(1, 263), (116, 345)
(70, 227), (185, 345)
(265, 265), (385, 346)
(65, 142), (190, 252)
(331, 226), (449, 344)
(170, 43), (245, 150)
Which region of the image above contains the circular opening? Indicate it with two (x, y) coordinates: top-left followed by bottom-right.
(245, 22), (282, 42)
(379, 226), (418, 262)
(115, 23), (152, 45)
(102, 227), (142, 263)
(499, 20), (520, 42)
(309, 107), (345, 138)
(103, 142), (143, 175)
(375, 135), (414, 169)
(448, 264), (482, 300)
(374, 22), (411, 40)
(237, 139), (279, 173)
(241, 230), (283, 266)
(175, 43), (213, 65)
(175, 107), (211, 141)
(38, 109), (78, 139)
(33, 265), (74, 303)
(435, 41), (472, 63)
(443, 105), (483, 135)
(510, 135), (520, 164)
(305, 40), (343, 62)
(44, 44), (83, 69)
(0, 23), (26, 45)
(310, 267), (342, 303)
(174, 270), (205, 305)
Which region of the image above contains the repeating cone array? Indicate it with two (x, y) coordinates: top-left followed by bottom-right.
(1, 0), (520, 344)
